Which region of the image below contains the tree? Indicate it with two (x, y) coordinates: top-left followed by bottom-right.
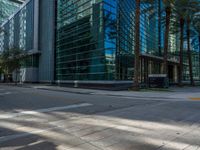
(138, 0), (200, 88)
(186, 17), (194, 86)
(133, 0), (154, 90)
(141, 0), (176, 86)
(162, 0), (174, 76)
(0, 47), (26, 83)
(166, 0), (200, 86)
(186, 3), (200, 86)
(133, 0), (141, 90)
(144, 0), (175, 78)
(170, 0), (188, 86)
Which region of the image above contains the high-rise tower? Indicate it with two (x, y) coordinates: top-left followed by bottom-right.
(0, 0), (24, 25)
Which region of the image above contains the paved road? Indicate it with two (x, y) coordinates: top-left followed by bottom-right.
(0, 85), (200, 150)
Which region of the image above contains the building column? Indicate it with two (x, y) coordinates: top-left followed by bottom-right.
(174, 65), (178, 83)
(149, 61), (152, 74)
(33, 0), (39, 52)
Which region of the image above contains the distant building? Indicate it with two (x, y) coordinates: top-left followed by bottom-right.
(0, 0), (24, 25)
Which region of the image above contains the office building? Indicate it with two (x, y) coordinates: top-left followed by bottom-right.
(0, 0), (199, 87)
(0, 0), (24, 24)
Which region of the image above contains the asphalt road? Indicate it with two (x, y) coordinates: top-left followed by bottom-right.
(0, 85), (200, 150)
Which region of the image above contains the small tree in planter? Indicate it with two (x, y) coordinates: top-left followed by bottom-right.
(0, 47), (26, 84)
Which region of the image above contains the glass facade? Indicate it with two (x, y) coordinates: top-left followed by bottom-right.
(19, 6), (27, 50)
(56, 0), (114, 80)
(56, 0), (163, 81)
(0, 0), (198, 83)
(191, 33), (200, 81)
(0, 27), (4, 52)
(21, 54), (39, 68)
(0, 0), (22, 25)
(0, 0), (34, 51)
(184, 35), (200, 81)
(0, 0), (35, 68)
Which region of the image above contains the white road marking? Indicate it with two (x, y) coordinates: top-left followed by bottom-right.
(0, 103), (93, 119)
(0, 92), (11, 96)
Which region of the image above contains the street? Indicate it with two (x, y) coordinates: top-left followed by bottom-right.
(0, 85), (200, 150)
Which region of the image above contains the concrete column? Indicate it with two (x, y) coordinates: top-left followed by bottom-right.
(160, 63), (164, 74)
(174, 65), (178, 83)
(149, 61), (152, 74)
(33, 0), (39, 51)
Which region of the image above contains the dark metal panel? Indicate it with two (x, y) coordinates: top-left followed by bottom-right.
(38, 0), (55, 82)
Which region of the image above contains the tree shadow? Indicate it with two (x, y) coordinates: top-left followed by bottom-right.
(0, 127), (57, 150)
(0, 86), (200, 149)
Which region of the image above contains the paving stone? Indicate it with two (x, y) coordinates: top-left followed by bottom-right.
(183, 145), (200, 150)
(66, 143), (102, 150)
(81, 128), (120, 142)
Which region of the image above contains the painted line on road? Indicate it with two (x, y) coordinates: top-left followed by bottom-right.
(189, 97), (200, 101)
(0, 103), (93, 119)
(0, 92), (11, 96)
(107, 95), (187, 101)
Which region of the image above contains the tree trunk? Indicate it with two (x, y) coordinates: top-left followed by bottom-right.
(134, 0), (141, 90)
(178, 18), (184, 86)
(163, 7), (171, 76)
(187, 19), (194, 86)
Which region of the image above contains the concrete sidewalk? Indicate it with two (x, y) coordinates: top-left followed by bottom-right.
(11, 83), (200, 101)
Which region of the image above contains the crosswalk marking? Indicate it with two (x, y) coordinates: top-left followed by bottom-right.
(0, 92), (11, 96)
(0, 103), (93, 119)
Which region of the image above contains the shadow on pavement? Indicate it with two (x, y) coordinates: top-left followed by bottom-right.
(0, 86), (200, 149)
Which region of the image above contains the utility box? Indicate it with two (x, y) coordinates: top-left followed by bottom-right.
(148, 74), (169, 88)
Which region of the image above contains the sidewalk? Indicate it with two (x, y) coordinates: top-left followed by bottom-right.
(11, 83), (200, 101)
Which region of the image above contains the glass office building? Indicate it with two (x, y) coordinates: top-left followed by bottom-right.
(0, 0), (23, 25)
(0, 0), (41, 82)
(0, 0), (34, 52)
(0, 0), (198, 85)
(56, 0), (116, 81)
(56, 0), (170, 82)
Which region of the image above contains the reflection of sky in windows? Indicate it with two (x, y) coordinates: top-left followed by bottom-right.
(56, 0), (187, 81)
(103, 0), (117, 57)
(191, 35), (200, 52)
(140, 2), (159, 55)
(0, 0), (21, 25)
